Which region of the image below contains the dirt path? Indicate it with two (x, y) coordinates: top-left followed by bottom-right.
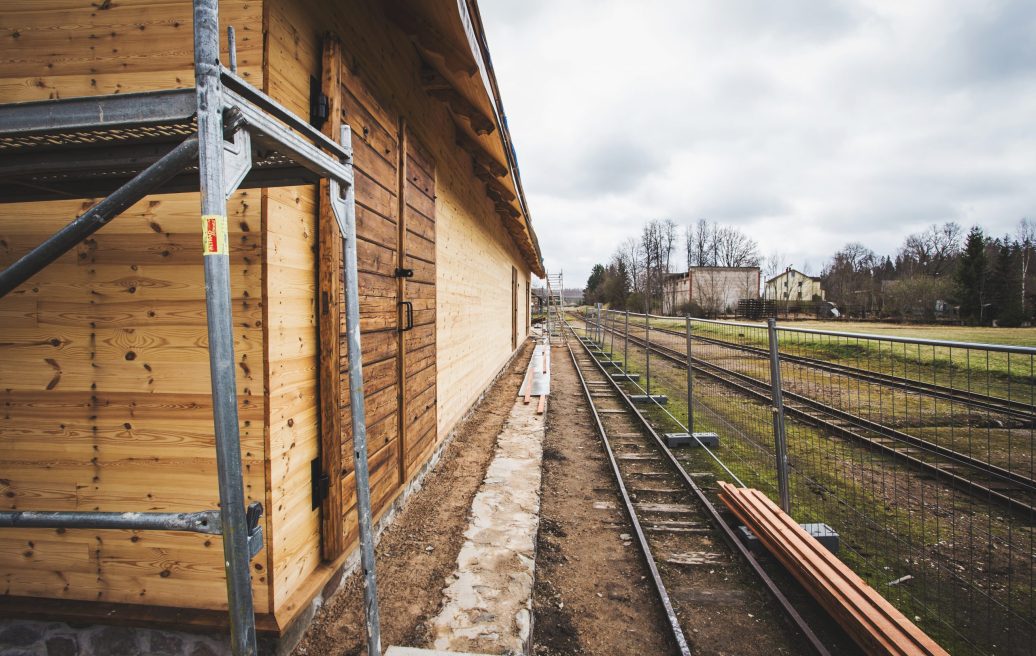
(293, 341), (534, 656)
(532, 343), (675, 656)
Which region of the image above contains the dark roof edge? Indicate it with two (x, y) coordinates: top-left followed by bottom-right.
(458, 0), (545, 276)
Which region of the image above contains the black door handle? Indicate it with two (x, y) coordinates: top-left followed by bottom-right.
(399, 300), (414, 332)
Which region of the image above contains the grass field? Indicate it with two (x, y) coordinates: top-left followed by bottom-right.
(762, 320), (1036, 347)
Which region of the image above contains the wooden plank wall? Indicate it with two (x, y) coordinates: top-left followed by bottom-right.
(264, 0), (532, 624)
(0, 1), (271, 612)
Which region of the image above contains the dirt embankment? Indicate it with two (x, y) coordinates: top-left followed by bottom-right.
(294, 341), (533, 656)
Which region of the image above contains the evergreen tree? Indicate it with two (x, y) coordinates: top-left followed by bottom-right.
(956, 227), (987, 324)
(584, 264), (606, 304)
(992, 241), (1025, 326)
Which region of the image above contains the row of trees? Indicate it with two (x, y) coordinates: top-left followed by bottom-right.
(585, 219), (759, 313)
(820, 220), (1034, 325)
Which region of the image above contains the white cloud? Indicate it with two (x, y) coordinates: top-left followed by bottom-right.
(481, 0), (1036, 286)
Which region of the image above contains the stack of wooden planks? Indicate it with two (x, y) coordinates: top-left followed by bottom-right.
(717, 482), (949, 656)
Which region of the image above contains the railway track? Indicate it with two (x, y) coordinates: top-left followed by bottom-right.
(561, 320), (831, 656)
(584, 315), (1036, 516)
(645, 323), (1036, 424)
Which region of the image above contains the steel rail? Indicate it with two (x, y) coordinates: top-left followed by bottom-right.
(635, 324), (1036, 490)
(595, 312), (1036, 486)
(648, 324), (1036, 421)
(564, 318), (832, 656)
(596, 318), (1036, 516)
(620, 324), (1036, 493)
(564, 329), (692, 656)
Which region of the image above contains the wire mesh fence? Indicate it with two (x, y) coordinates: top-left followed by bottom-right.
(577, 307), (1035, 656)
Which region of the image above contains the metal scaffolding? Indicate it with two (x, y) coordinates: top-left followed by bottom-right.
(0, 1), (380, 654)
(544, 270), (564, 341)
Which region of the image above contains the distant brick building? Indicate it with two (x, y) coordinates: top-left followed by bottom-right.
(663, 267), (761, 315)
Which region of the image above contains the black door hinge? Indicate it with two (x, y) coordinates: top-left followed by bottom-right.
(394, 267), (414, 278)
(311, 457), (330, 509)
(310, 76), (329, 129)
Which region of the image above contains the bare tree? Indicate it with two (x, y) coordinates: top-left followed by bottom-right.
(714, 225), (760, 267)
(1017, 217), (1034, 313)
(899, 222), (962, 276)
(640, 219), (677, 312)
(762, 252), (789, 283)
(686, 218), (715, 267)
(618, 237), (641, 296)
(822, 242), (878, 310)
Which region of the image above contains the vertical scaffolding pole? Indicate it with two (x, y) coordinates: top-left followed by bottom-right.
(193, 1), (256, 653)
(686, 315), (693, 432)
(767, 318), (791, 514)
(337, 125), (382, 655)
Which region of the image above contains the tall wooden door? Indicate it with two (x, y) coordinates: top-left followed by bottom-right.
(317, 37), (437, 560)
(512, 266), (518, 350)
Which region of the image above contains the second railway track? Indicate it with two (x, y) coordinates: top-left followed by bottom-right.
(562, 321), (832, 656)
(583, 313), (1036, 516)
(648, 323), (1036, 423)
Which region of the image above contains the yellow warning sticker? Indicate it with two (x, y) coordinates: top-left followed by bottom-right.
(201, 214), (228, 256)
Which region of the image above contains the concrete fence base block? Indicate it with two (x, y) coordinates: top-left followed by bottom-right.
(630, 394), (668, 405)
(611, 373), (640, 382)
(738, 522), (840, 555)
(665, 432), (719, 449)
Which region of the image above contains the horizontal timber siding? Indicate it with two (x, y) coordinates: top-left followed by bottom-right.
(0, 1), (270, 614)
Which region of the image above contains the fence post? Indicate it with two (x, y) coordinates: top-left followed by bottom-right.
(645, 310), (651, 396)
(605, 308), (613, 356)
(595, 303), (602, 345)
(686, 315), (693, 432)
(623, 310), (629, 370)
(766, 318), (791, 514)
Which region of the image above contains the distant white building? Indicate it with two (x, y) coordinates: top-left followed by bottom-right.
(663, 267), (760, 315)
(763, 268), (825, 303)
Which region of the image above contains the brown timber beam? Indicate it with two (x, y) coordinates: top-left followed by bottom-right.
(474, 160), (516, 203)
(456, 126), (508, 178)
(421, 66), (495, 136)
(317, 34), (346, 562)
(386, 3), (478, 77)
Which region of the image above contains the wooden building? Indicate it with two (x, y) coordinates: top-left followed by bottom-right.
(0, 0), (543, 642)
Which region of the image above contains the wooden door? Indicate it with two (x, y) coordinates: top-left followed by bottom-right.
(317, 37), (437, 560)
(512, 267), (518, 350)
(398, 124), (438, 481)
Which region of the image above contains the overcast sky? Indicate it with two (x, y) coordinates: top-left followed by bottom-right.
(479, 0), (1036, 287)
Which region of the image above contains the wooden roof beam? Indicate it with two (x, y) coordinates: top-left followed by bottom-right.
(495, 200), (521, 220)
(473, 161), (516, 204)
(386, 3), (478, 77)
(455, 126), (507, 178)
(422, 66), (495, 136)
